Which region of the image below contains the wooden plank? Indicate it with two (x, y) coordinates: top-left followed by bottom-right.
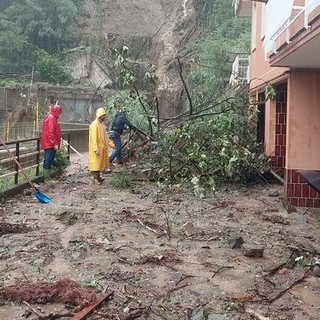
(71, 291), (113, 320)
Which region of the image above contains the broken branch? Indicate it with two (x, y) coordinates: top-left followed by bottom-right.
(211, 266), (234, 278)
(136, 219), (158, 234)
(267, 270), (310, 303)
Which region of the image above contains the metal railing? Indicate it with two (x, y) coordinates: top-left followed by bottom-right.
(305, 0), (320, 16)
(0, 134), (70, 192)
(266, 6), (305, 56)
(265, 0), (320, 57)
(229, 55), (250, 86)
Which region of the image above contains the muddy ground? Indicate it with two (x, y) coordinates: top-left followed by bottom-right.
(0, 154), (320, 320)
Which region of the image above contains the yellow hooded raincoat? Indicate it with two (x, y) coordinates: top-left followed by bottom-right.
(88, 107), (114, 171)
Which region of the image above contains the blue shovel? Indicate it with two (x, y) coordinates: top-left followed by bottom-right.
(0, 139), (52, 204)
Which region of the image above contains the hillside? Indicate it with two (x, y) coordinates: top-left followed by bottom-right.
(71, 0), (204, 116)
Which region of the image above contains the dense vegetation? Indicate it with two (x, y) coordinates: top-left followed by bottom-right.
(102, 0), (269, 196)
(0, 0), (268, 196)
(157, 0), (268, 195)
(0, 0), (84, 83)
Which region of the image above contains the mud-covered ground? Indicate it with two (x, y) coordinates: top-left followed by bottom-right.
(1, 155), (320, 320)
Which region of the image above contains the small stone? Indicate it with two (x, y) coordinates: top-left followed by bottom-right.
(228, 236), (244, 249)
(24, 189), (32, 196)
(296, 215), (307, 225)
(241, 244), (264, 258)
(282, 199), (297, 213)
(14, 210), (21, 215)
(313, 265), (320, 277)
(267, 190), (279, 197)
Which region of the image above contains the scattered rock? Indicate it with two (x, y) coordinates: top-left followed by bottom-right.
(267, 190), (279, 197)
(228, 236), (244, 249)
(207, 314), (229, 320)
(241, 244), (264, 258)
(313, 265), (320, 277)
(263, 214), (289, 225)
(296, 214), (308, 225)
(23, 189), (32, 196)
(56, 211), (78, 225)
(282, 199), (297, 213)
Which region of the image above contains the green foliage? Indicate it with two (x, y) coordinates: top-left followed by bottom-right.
(265, 85), (277, 101)
(52, 148), (70, 173)
(5, 0), (78, 53)
(189, 0), (251, 103)
(104, 91), (153, 135)
(144, 65), (157, 84)
(35, 50), (72, 84)
(0, 0), (81, 81)
(0, 78), (29, 89)
(82, 278), (102, 289)
(110, 172), (134, 189)
(0, 13), (31, 72)
(0, 166), (14, 192)
(150, 107), (269, 197)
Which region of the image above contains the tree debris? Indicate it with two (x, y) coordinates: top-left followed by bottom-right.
(0, 279), (96, 305)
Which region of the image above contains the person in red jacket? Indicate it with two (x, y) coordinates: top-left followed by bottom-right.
(40, 104), (63, 180)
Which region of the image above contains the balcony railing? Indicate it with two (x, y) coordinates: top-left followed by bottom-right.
(233, 0), (252, 17)
(229, 55), (250, 86)
(264, 0), (320, 57)
(306, 0), (320, 15)
(265, 5), (305, 56)
(305, 0), (320, 23)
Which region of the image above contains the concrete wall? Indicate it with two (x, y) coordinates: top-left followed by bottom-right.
(62, 128), (89, 153)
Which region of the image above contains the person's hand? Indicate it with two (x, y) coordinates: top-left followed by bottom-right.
(94, 150), (100, 156)
(54, 145), (59, 150)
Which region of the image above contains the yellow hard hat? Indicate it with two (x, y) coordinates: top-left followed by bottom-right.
(96, 107), (106, 118)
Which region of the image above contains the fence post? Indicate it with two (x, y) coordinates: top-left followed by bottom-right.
(36, 138), (40, 176)
(14, 142), (20, 184)
(6, 121), (9, 142)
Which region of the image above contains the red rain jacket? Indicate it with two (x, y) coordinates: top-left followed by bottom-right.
(40, 105), (62, 150)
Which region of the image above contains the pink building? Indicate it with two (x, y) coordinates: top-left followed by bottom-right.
(234, 0), (320, 207)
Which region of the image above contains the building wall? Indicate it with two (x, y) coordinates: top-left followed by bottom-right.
(270, 82), (287, 176)
(249, 2), (288, 165)
(264, 99), (276, 156)
(287, 70), (320, 169)
(249, 3), (288, 91)
(284, 70), (320, 207)
(243, 1), (320, 207)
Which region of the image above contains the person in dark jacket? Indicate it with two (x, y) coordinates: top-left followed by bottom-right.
(40, 104), (62, 180)
(109, 108), (137, 165)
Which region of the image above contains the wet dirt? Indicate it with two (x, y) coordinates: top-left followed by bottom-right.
(0, 154), (320, 319)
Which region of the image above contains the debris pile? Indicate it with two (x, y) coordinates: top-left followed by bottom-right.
(0, 279), (97, 305)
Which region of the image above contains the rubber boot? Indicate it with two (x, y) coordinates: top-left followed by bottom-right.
(43, 168), (51, 182)
(92, 171), (104, 183)
(97, 171), (104, 183)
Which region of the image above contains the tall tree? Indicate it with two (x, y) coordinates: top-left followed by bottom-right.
(5, 0), (79, 53)
(189, 0), (251, 105)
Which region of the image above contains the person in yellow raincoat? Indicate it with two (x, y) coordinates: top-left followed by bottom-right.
(88, 107), (114, 183)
